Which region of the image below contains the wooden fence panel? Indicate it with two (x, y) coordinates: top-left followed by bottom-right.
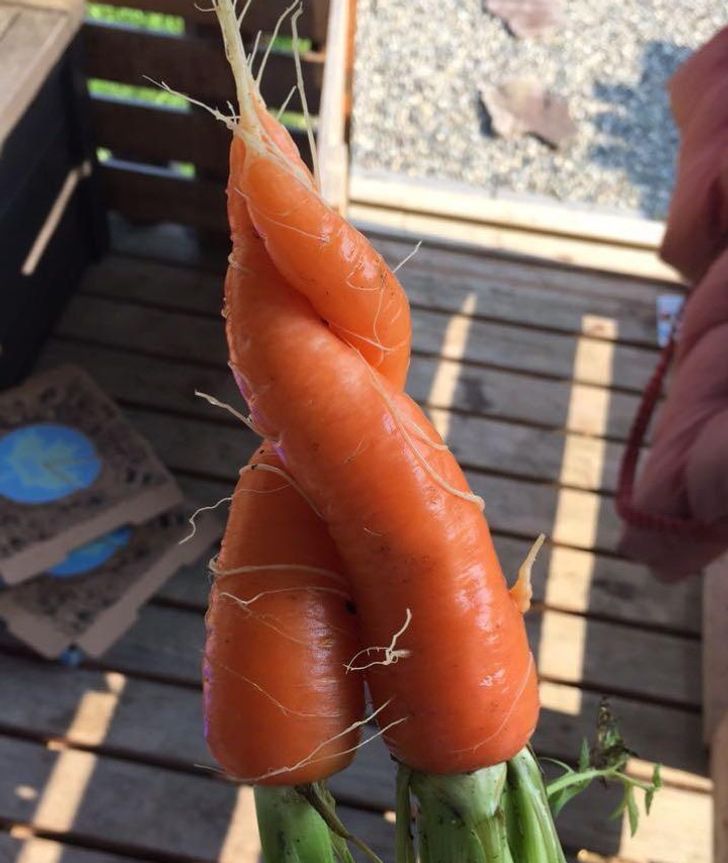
(84, 0), (351, 226)
(83, 22), (324, 112)
(91, 97), (311, 177)
(100, 165), (227, 230)
(93, 0), (330, 44)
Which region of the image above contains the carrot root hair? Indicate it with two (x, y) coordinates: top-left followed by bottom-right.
(143, 76), (237, 130)
(392, 240), (422, 274)
(362, 359), (486, 511)
(206, 652), (343, 718)
(180, 495), (235, 544)
(212, 0), (313, 188)
(209, 558), (349, 586)
(195, 389), (265, 436)
(225, 699), (408, 784)
(238, 462), (323, 517)
(344, 608), (412, 673)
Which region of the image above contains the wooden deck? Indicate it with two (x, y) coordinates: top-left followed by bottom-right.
(0, 220), (712, 863)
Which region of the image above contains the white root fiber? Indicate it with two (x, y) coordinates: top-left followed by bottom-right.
(392, 240), (422, 274)
(345, 608), (412, 673)
(238, 462), (324, 518)
(212, 0), (314, 189)
(179, 495), (235, 545)
(194, 389), (264, 436)
(229, 699), (408, 784)
(207, 653), (341, 718)
(362, 358), (485, 510)
(209, 559), (348, 585)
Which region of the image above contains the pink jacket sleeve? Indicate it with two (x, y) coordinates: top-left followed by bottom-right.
(617, 27), (728, 580)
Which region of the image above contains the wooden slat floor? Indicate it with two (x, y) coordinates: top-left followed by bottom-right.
(0, 219), (711, 863)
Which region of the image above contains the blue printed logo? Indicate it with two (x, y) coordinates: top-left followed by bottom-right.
(0, 423), (102, 504)
(48, 526), (133, 577)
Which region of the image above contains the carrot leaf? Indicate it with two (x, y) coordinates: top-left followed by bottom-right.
(544, 699), (662, 836)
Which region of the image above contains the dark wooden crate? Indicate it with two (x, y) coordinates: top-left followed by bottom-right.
(83, 0), (355, 230)
(0, 36), (107, 388)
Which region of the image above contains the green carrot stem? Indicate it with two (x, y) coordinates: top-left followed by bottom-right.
(546, 767), (654, 797)
(295, 782), (383, 863)
(407, 762), (511, 863)
(506, 749), (567, 863)
(254, 785), (344, 863)
(403, 747), (572, 863)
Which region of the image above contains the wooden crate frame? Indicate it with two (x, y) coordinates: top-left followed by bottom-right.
(83, 0), (355, 227)
(347, 169), (679, 282)
(704, 557), (728, 862)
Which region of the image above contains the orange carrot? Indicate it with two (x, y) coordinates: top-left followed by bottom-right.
(213, 0), (538, 778)
(205, 7), (661, 860)
(220, 19), (411, 390)
(203, 441), (364, 785)
(223, 165), (537, 773)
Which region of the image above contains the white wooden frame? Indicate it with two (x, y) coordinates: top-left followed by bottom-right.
(316, 0), (353, 213)
(704, 556), (728, 862)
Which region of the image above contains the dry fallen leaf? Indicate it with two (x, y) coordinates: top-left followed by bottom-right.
(480, 76), (577, 149)
(485, 0), (563, 40)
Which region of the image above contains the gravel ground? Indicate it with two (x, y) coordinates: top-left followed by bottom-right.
(351, 1), (727, 219)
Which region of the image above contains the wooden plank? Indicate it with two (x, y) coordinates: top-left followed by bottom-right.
(59, 279), (659, 393)
(46, 307), (646, 560)
(380, 252), (672, 350)
(704, 556), (728, 863)
(101, 402), (627, 556)
(349, 202), (680, 283)
(120, 397), (623, 506)
(531, 610), (700, 707)
(368, 232), (681, 304)
(546, 780), (711, 863)
(109, 211), (230, 267)
(89, 236), (671, 350)
(161, 412), (636, 560)
(85, 243), (664, 349)
(37, 338), (636, 562)
(100, 165), (227, 232)
(704, 555), (728, 741)
(350, 168), (666, 251)
(91, 99), (228, 174)
(46, 331), (644, 442)
(106, 211), (682, 304)
(0, 651), (709, 800)
(152, 526), (701, 636)
(92, 0), (330, 45)
(0, 832), (149, 863)
(0, 4), (81, 147)
(94, 600), (701, 707)
(0, 735), (707, 863)
(0, 736), (393, 862)
(41, 333), (626, 495)
(162, 472), (703, 638)
(715, 714), (728, 863)
(90, 97), (311, 178)
(82, 22), (324, 112)
(317, 0), (352, 211)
